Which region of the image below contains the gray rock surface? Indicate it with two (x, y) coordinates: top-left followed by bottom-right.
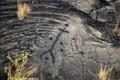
(0, 0), (120, 80)
(90, 6), (116, 22)
(61, 0), (101, 13)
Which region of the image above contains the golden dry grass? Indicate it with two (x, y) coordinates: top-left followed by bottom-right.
(88, 64), (113, 80)
(17, 0), (31, 21)
(97, 64), (113, 80)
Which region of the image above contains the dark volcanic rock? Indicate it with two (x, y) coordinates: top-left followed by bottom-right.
(0, 0), (120, 80)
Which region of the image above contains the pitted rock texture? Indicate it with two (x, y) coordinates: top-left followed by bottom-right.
(0, 0), (120, 80)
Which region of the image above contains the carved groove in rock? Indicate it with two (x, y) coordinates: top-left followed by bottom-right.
(0, 0), (120, 80)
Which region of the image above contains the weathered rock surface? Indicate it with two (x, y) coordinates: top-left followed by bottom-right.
(61, 0), (101, 13)
(90, 6), (116, 22)
(0, 0), (120, 80)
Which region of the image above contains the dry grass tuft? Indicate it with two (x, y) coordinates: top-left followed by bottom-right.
(17, 0), (31, 21)
(97, 64), (113, 80)
(88, 64), (113, 80)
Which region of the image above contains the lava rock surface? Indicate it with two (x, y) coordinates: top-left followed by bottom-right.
(0, 0), (120, 80)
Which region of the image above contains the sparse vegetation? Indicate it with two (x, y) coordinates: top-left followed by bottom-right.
(97, 64), (113, 80)
(88, 64), (113, 80)
(17, 0), (31, 21)
(0, 0), (118, 80)
(4, 51), (39, 80)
